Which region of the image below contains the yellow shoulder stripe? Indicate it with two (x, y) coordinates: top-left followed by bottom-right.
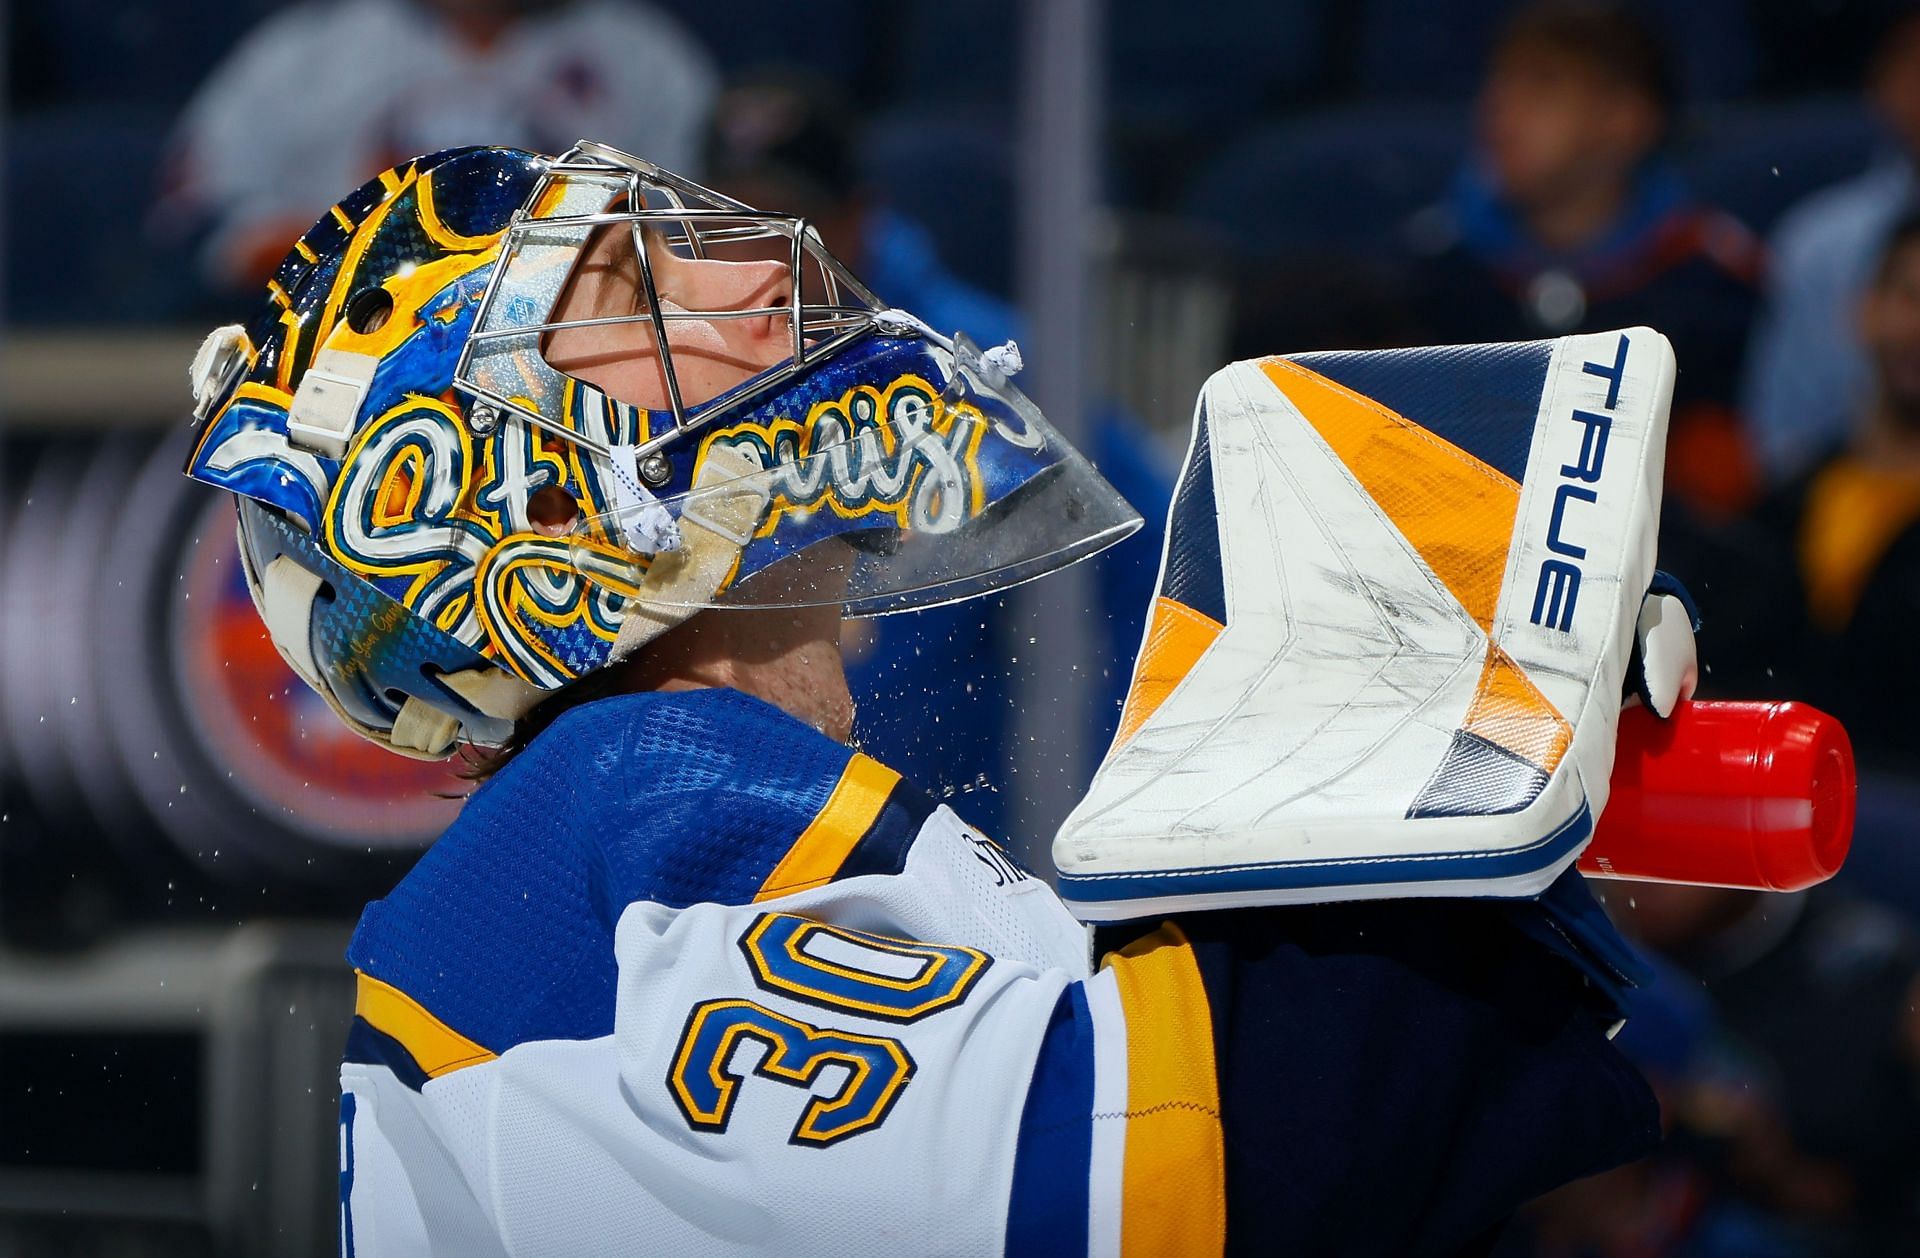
(1104, 922), (1226, 1258)
(354, 971), (497, 1078)
(756, 754), (902, 901)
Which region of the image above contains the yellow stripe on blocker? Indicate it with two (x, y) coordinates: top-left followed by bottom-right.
(1104, 922), (1226, 1258)
(1112, 596), (1225, 752)
(1258, 358), (1522, 633)
(756, 754), (902, 901)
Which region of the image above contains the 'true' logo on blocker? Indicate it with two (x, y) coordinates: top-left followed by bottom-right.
(1529, 333), (1628, 633)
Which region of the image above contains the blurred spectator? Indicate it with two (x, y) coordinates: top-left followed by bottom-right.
(1743, 5), (1920, 483)
(1399, 0), (1765, 519)
(1607, 882), (1920, 1257)
(1755, 211), (1920, 765)
(1352, 0), (1758, 107)
(155, 0), (717, 299)
(702, 73), (1027, 835)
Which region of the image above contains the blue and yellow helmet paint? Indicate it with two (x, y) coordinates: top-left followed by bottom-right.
(184, 143), (1138, 757)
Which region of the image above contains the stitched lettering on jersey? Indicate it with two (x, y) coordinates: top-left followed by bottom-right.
(667, 913), (991, 1147)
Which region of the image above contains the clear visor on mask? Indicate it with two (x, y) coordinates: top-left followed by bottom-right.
(568, 334), (1143, 615)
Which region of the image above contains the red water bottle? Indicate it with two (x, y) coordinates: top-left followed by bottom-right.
(1578, 701), (1855, 891)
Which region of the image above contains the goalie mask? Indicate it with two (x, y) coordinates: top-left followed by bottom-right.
(185, 143), (1140, 758)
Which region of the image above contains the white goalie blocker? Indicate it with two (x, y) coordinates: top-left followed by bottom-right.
(1056, 328), (1676, 921)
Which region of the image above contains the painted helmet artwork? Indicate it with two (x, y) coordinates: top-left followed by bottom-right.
(184, 142), (1140, 758)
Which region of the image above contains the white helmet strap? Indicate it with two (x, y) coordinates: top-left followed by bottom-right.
(252, 550), (438, 755)
(389, 700), (461, 758)
(255, 551), (326, 689)
(249, 536), (534, 760)
(287, 347), (380, 459)
(439, 667), (545, 723)
(610, 442), (772, 661)
(189, 324), (252, 421)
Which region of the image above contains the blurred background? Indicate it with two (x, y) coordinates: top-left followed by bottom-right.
(4, 0), (1920, 1253)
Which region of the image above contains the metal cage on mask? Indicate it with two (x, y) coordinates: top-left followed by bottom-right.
(452, 141), (885, 463)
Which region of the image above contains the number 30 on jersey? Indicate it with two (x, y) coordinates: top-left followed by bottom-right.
(667, 914), (991, 1147)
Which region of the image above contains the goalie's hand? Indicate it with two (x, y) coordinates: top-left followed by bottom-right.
(1628, 571), (1699, 720)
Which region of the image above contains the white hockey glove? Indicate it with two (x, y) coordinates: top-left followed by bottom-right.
(1628, 572), (1699, 719)
(1055, 329), (1679, 922)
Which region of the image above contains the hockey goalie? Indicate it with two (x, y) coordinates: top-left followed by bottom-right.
(180, 144), (1688, 1255)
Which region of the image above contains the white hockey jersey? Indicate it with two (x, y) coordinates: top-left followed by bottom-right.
(339, 687), (1227, 1257)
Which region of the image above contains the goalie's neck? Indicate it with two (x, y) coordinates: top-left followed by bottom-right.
(620, 601), (855, 746)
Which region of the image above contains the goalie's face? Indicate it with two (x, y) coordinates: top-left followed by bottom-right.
(544, 223), (797, 416)
(541, 218), (859, 733)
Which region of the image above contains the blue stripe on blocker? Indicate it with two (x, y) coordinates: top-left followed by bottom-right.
(1290, 340), (1552, 482)
(1062, 799), (1593, 905)
(1159, 400), (1227, 624)
(1006, 986), (1095, 1255)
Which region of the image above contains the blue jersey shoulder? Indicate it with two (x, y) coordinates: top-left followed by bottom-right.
(347, 687), (929, 1059)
